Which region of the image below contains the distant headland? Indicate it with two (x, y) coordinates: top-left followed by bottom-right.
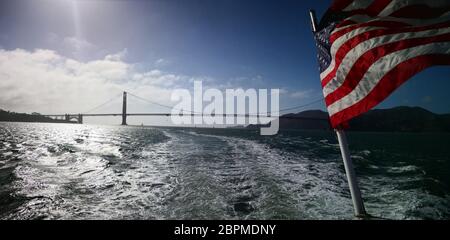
(247, 106), (450, 133)
(0, 109), (78, 124)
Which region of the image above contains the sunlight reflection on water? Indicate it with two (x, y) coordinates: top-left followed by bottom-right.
(0, 122), (449, 219)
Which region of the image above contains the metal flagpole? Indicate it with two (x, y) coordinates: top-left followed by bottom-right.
(335, 129), (367, 217)
(309, 10), (367, 218)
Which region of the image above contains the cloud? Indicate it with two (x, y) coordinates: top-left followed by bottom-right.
(154, 58), (170, 67)
(0, 48), (318, 124)
(44, 33), (99, 60)
(0, 48), (193, 115)
(63, 36), (95, 51)
(217, 75), (265, 89)
(289, 89), (314, 99)
(62, 36), (96, 59)
(105, 48), (128, 62)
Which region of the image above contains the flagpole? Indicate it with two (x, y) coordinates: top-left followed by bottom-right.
(335, 129), (367, 217)
(309, 10), (367, 218)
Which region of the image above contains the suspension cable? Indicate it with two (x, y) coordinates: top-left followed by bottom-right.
(127, 91), (325, 115)
(82, 93), (123, 114)
(127, 92), (203, 114)
(278, 98), (325, 113)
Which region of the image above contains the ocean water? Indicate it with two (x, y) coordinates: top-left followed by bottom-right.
(0, 122), (449, 220)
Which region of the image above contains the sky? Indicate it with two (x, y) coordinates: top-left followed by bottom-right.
(0, 0), (449, 125)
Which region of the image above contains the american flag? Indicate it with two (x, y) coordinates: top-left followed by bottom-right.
(314, 0), (450, 128)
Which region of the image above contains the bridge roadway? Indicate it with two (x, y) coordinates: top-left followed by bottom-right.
(42, 113), (328, 125)
(43, 113), (326, 120)
(44, 113), (277, 117)
(41, 92), (328, 124)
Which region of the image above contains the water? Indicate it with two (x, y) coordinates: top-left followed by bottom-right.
(0, 122), (449, 220)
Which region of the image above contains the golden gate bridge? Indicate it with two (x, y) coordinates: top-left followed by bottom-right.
(42, 91), (327, 125)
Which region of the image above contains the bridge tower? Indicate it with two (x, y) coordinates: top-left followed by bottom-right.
(121, 91), (127, 125)
(78, 114), (83, 124)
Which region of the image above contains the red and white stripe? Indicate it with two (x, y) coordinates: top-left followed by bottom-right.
(321, 0), (450, 128)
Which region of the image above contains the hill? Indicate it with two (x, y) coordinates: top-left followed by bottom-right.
(247, 107), (450, 132)
(0, 109), (76, 124)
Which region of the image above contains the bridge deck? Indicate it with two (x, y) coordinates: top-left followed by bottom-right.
(42, 113), (327, 121)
